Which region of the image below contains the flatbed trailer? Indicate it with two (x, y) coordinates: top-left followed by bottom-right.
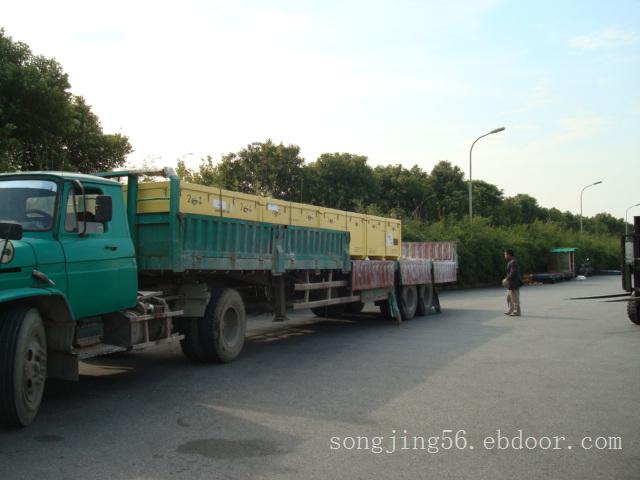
(0, 168), (456, 426)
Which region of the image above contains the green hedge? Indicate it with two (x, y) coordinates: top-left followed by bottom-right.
(402, 217), (620, 285)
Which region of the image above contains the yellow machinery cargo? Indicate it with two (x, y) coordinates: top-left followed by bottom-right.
(365, 215), (387, 258)
(262, 198), (290, 225)
(319, 207), (347, 231)
(346, 212), (367, 259)
(218, 188), (261, 222)
(290, 201), (320, 229)
(128, 180), (401, 259)
(385, 218), (401, 259)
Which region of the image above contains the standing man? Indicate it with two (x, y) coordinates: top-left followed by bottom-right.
(503, 249), (523, 316)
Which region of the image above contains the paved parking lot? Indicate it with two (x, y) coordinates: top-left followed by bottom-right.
(1, 275), (638, 479)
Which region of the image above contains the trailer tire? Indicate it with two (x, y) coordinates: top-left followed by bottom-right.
(398, 285), (418, 320)
(416, 283), (434, 316)
(628, 298), (640, 325)
(0, 307), (47, 427)
(198, 288), (247, 363)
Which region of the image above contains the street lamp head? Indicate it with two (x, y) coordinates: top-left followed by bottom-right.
(490, 127), (506, 134)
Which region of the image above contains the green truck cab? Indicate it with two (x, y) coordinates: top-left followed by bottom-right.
(0, 172), (141, 426)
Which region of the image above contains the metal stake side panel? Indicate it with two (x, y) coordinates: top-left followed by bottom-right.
(135, 212), (350, 274)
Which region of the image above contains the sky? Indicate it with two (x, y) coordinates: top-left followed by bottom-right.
(2, 0), (639, 219)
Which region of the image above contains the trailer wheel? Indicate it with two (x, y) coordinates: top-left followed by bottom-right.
(628, 298), (640, 325)
(416, 283), (434, 316)
(198, 288), (247, 363)
(0, 307), (47, 427)
(398, 285), (418, 320)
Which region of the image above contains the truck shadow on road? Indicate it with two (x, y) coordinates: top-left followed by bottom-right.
(27, 308), (509, 427)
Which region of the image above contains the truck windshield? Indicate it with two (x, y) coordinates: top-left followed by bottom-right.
(0, 179), (58, 231)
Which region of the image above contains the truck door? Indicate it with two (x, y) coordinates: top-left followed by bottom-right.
(60, 181), (138, 319)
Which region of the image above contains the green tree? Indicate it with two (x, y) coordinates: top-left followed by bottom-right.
(471, 180), (504, 220)
(425, 161), (467, 220)
(185, 141), (305, 199)
(373, 164), (429, 219)
(589, 212), (625, 236)
(0, 29), (131, 173)
(305, 153), (377, 210)
(498, 194), (543, 225)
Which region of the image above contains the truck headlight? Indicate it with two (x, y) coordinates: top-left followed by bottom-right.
(1, 241), (14, 264)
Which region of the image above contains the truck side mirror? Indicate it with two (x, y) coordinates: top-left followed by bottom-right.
(94, 195), (113, 223)
(0, 222), (23, 240)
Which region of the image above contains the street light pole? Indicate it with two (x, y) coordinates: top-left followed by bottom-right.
(469, 127), (505, 220)
(625, 202), (640, 236)
(579, 181), (603, 233)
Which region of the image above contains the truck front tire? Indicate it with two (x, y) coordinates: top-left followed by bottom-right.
(0, 307), (47, 427)
(178, 317), (207, 362)
(628, 298), (640, 325)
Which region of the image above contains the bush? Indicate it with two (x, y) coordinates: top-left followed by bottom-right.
(407, 217), (620, 286)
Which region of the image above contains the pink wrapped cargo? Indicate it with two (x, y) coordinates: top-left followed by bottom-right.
(401, 241), (458, 284)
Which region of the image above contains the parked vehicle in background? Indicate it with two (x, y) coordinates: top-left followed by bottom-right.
(578, 258), (594, 277)
(623, 216), (640, 324)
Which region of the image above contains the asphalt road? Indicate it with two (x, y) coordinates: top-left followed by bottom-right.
(1, 275), (638, 480)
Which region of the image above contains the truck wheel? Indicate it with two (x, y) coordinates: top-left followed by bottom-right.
(178, 317), (208, 362)
(628, 298), (640, 325)
(198, 288), (247, 363)
(416, 283), (434, 316)
(0, 307), (47, 427)
(399, 285), (418, 320)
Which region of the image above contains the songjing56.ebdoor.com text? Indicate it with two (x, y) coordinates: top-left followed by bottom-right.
(329, 429), (622, 454)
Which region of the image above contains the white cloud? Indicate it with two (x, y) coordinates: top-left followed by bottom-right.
(569, 26), (639, 50)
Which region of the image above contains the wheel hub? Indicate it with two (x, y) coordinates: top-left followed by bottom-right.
(23, 339), (46, 406)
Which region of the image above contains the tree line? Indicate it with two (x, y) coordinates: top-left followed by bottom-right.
(176, 140), (627, 237)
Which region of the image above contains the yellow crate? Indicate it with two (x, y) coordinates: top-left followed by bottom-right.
(346, 212), (367, 259)
(365, 215), (386, 258)
(180, 183), (221, 216)
(290, 202), (320, 228)
(319, 207), (347, 231)
(385, 218), (402, 259)
(262, 198), (290, 225)
(124, 181), (170, 213)
(216, 189), (262, 222)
